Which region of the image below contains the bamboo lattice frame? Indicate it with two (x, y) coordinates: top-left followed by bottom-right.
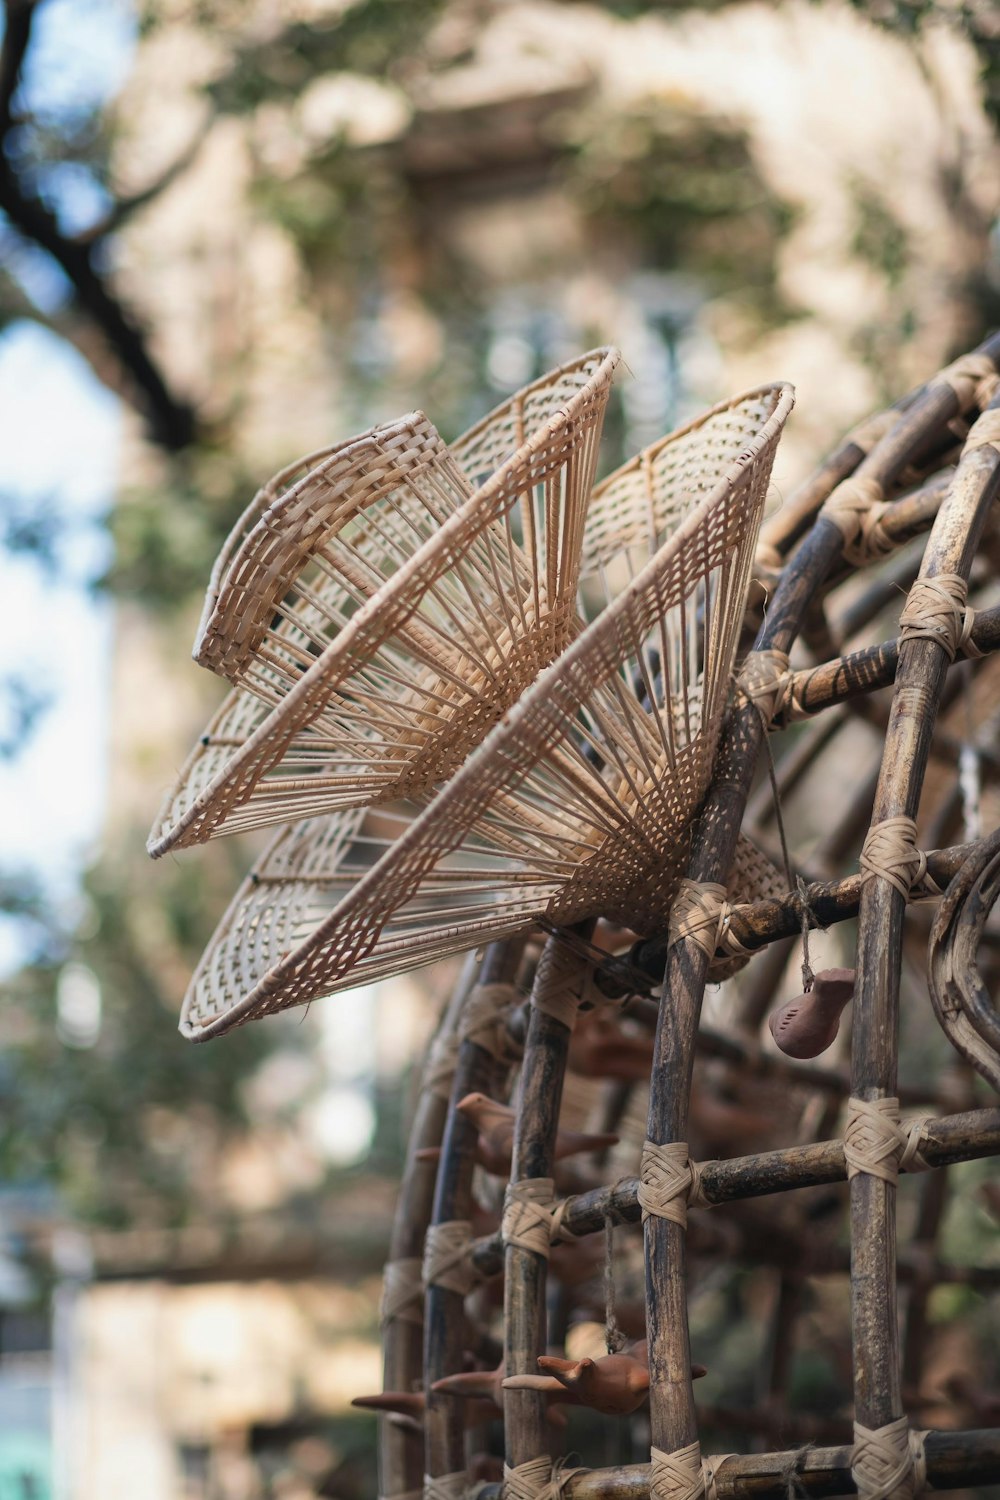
(365, 340), (1000, 1500)
(179, 383), (793, 1039)
(148, 349), (619, 856)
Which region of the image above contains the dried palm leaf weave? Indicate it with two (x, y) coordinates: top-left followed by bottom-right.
(181, 383), (794, 1039)
(148, 349), (619, 857)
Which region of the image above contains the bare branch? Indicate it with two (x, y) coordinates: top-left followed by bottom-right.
(0, 0), (37, 141)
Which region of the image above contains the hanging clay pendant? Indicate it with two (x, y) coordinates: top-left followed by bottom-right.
(768, 967), (856, 1059)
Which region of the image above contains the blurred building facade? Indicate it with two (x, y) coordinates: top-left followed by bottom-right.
(54, 1), (1000, 1494)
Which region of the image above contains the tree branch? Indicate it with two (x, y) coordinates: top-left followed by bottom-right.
(0, 159), (196, 448)
(0, 0), (36, 141)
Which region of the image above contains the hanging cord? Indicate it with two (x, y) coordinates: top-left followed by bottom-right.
(760, 725), (818, 992)
(603, 1212), (627, 1354)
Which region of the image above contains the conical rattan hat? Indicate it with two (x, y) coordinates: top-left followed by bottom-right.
(181, 383), (794, 1040)
(148, 349), (619, 857)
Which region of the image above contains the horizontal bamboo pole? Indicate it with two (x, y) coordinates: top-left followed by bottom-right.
(594, 837), (985, 997)
(469, 1107), (1000, 1270)
(771, 599), (1000, 727)
(473, 1428), (1000, 1499)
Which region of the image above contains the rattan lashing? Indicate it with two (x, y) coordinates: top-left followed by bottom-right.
(179, 383), (794, 1039)
(148, 350), (619, 857)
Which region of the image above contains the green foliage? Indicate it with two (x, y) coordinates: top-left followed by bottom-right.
(848, 175), (909, 288)
(0, 844), (278, 1228)
(838, 0), (999, 125)
(556, 101), (799, 322)
(206, 0), (445, 115)
(103, 449), (259, 608)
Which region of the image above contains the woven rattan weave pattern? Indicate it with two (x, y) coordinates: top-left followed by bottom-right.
(148, 349), (618, 857)
(180, 383), (793, 1039)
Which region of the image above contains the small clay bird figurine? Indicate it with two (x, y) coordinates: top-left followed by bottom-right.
(502, 1341), (706, 1417)
(418, 1093), (619, 1176)
(568, 1011), (655, 1082)
(431, 1360), (505, 1408)
(352, 1389), (498, 1431)
(768, 967), (856, 1060)
(432, 1361), (567, 1426)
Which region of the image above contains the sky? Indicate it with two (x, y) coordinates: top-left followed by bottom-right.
(0, 0), (136, 970)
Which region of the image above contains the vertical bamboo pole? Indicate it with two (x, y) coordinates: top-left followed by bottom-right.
(504, 926), (594, 1477)
(425, 940), (523, 1486)
(642, 352), (1000, 1479)
(848, 413), (1000, 1469)
(382, 953), (479, 1498)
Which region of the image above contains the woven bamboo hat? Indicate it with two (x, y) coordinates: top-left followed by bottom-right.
(180, 383), (794, 1040)
(148, 349), (620, 857)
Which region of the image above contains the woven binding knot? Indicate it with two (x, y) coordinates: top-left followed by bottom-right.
(844, 1097), (905, 1185)
(736, 649), (798, 726)
(422, 1220), (477, 1296)
(502, 1179), (571, 1257)
(423, 1031), (459, 1101)
(963, 406), (1000, 456)
(380, 1256), (423, 1326)
(935, 351), (998, 410)
(669, 881), (729, 960)
(859, 817), (936, 902)
(900, 1116), (933, 1173)
(531, 941), (591, 1032)
(650, 1441), (704, 1500)
(460, 982), (521, 1061)
(638, 1140), (699, 1227)
(899, 575), (975, 663)
(852, 1415), (921, 1500)
(822, 475), (893, 566)
(424, 1472), (466, 1500)
(504, 1458), (586, 1500)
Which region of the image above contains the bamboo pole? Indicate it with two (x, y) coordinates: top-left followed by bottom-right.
(504, 927), (592, 1475)
(424, 940), (522, 1485)
(640, 348), (1000, 1464)
(471, 1429), (1000, 1500)
(468, 1107), (1000, 1272)
(847, 403), (1000, 1456)
(381, 952), (478, 1497)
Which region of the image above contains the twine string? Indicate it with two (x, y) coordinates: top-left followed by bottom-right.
(603, 1212), (627, 1354)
